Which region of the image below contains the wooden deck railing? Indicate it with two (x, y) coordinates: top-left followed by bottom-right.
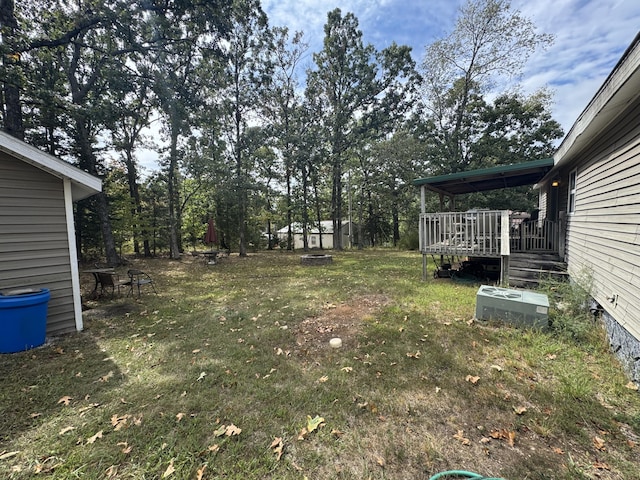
(510, 218), (558, 252)
(419, 210), (510, 258)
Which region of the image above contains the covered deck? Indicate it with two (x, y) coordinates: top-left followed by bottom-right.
(413, 159), (559, 284)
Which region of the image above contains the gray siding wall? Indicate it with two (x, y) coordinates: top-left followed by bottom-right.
(566, 100), (640, 341)
(0, 153), (77, 336)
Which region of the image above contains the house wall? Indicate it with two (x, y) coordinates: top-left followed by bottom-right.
(564, 100), (640, 345)
(0, 153), (77, 336)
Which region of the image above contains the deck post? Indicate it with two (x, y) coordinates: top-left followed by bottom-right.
(420, 186), (427, 280)
(500, 211), (510, 286)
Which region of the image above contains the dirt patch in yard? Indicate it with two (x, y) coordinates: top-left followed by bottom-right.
(292, 294), (390, 356)
(81, 301), (143, 323)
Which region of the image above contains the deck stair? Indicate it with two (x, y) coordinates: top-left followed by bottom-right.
(509, 253), (568, 288)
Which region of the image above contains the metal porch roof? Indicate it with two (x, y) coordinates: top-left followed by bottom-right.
(412, 158), (554, 197)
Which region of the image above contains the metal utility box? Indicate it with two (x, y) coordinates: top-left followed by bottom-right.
(475, 285), (549, 328)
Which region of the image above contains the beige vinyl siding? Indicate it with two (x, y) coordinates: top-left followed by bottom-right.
(565, 101), (640, 340)
(0, 153), (77, 336)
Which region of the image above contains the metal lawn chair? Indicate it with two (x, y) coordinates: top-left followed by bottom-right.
(127, 269), (158, 297)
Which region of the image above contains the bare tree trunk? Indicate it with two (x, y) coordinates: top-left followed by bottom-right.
(331, 154), (343, 250)
(167, 126), (181, 259)
(74, 117), (119, 266)
(0, 1), (24, 140)
(301, 163), (309, 251)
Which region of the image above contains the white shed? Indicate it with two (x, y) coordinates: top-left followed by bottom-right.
(276, 220), (354, 250)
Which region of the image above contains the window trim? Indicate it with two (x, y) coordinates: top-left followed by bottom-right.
(568, 169), (577, 214)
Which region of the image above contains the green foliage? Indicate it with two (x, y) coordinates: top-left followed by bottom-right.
(538, 272), (599, 344)
(306, 8), (416, 248)
(5, 0), (565, 264)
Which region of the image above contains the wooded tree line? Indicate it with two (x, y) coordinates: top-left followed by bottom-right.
(0, 0), (563, 264)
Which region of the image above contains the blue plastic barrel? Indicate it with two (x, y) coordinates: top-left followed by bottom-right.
(0, 288), (50, 353)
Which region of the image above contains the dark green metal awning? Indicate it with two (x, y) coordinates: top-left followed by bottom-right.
(412, 158), (554, 197)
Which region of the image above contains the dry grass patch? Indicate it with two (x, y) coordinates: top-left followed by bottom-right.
(1, 251), (640, 480)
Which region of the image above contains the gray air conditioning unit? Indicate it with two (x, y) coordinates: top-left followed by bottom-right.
(475, 285), (549, 329)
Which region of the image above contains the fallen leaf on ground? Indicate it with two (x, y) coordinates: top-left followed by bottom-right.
(341, 367), (353, 373)
(99, 371), (114, 382)
(552, 447), (564, 454)
(465, 375), (480, 384)
(58, 396), (73, 406)
(111, 414), (129, 430)
(317, 375), (329, 383)
(0, 451), (20, 460)
(593, 436), (606, 451)
(117, 442), (132, 454)
(453, 430), (470, 445)
(270, 437), (284, 460)
(490, 429), (515, 447)
(176, 413), (185, 422)
(406, 351), (421, 358)
(208, 444), (220, 453)
(86, 430), (103, 444)
(225, 424), (241, 436)
(105, 465), (118, 478)
(196, 465), (207, 480)
(307, 415), (325, 433)
(375, 455), (385, 466)
(593, 461), (610, 470)
(162, 459), (175, 478)
(197, 372), (207, 382)
(213, 425), (226, 437)
(625, 381), (639, 391)
(490, 364), (503, 372)
(513, 406), (527, 415)
(59, 426), (75, 435)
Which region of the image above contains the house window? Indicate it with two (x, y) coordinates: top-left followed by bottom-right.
(568, 169), (577, 213)
(310, 235), (317, 246)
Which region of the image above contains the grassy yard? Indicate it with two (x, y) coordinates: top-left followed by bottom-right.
(1, 250), (639, 479)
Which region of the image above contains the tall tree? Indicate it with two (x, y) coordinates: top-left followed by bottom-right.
(421, 0), (553, 173)
(146, 0), (229, 259)
(306, 8), (415, 249)
(0, 0), (23, 138)
(218, 0), (271, 256)
(262, 27), (308, 250)
(104, 61), (154, 257)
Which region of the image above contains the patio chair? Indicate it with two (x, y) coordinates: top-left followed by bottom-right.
(97, 271), (130, 298)
(127, 269), (158, 297)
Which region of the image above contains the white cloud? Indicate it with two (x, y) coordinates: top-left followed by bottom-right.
(513, 0), (640, 134)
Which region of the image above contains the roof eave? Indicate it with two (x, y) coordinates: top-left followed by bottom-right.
(0, 130), (102, 201)
(543, 33), (640, 184)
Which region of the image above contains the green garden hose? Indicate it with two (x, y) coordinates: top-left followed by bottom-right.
(428, 470), (505, 480)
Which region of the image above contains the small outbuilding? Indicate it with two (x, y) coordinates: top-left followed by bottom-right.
(276, 220), (356, 250)
(0, 131), (102, 337)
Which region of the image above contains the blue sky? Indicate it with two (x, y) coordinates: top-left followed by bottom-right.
(261, 0), (640, 136)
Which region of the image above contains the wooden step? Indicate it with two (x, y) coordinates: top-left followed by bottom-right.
(510, 267), (569, 276)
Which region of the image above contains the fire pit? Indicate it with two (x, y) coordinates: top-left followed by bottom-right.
(300, 254), (333, 266)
